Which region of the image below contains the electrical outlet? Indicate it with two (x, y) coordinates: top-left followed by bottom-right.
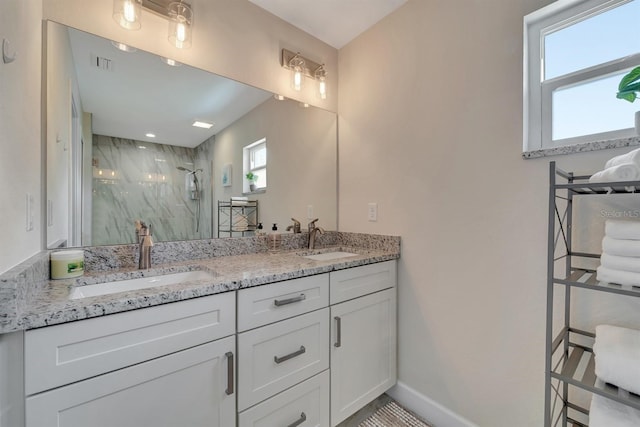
(368, 203), (378, 222)
(307, 205), (314, 218)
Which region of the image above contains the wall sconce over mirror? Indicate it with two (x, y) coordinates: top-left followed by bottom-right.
(113, 0), (193, 49)
(281, 49), (328, 99)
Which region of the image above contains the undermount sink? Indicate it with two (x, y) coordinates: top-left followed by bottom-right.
(69, 270), (216, 300)
(301, 251), (359, 261)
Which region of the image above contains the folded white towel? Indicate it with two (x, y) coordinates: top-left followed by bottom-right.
(602, 236), (640, 257)
(231, 196), (248, 201)
(605, 147), (640, 169)
(594, 325), (640, 396)
(589, 163), (640, 184)
(601, 253), (640, 273)
(596, 266), (640, 286)
(605, 219), (640, 240)
(589, 393), (640, 427)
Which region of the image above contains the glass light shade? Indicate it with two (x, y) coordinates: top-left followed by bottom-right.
(289, 56), (305, 91)
(168, 2), (193, 49)
(315, 65), (328, 99)
(113, 0), (142, 30)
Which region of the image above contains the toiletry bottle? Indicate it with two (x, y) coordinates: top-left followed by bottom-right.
(256, 222), (264, 236)
(269, 223), (281, 251)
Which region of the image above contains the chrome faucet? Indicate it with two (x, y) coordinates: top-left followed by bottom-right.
(286, 218), (301, 233)
(307, 218), (324, 250)
(136, 221), (153, 269)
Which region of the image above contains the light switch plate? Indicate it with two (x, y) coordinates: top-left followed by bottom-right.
(368, 203), (378, 222)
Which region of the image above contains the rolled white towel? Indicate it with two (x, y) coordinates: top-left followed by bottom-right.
(589, 393), (640, 427)
(596, 265), (640, 286)
(594, 324), (640, 396)
(605, 219), (640, 240)
(589, 163), (640, 184)
(601, 253), (640, 273)
(602, 236), (640, 257)
(605, 147), (640, 169)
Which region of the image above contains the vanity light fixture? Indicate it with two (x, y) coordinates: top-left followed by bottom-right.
(113, 0), (142, 30)
(192, 121), (213, 129)
(281, 49), (328, 98)
(167, 1), (193, 49)
(113, 0), (194, 49)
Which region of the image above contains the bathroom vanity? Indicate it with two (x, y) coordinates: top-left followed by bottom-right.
(0, 233), (399, 427)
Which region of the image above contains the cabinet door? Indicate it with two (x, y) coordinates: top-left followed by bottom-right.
(330, 288), (397, 427)
(26, 336), (236, 427)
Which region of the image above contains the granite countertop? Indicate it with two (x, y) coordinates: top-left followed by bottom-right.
(10, 243), (399, 332)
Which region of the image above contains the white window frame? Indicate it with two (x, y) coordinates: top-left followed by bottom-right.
(524, 0), (639, 152)
(243, 138), (266, 193)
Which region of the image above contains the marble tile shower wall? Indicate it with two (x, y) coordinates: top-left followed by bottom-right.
(92, 135), (212, 245)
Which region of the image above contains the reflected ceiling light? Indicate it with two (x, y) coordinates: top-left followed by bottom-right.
(281, 49), (328, 99)
(273, 94), (285, 101)
(145, 133), (156, 138)
(168, 1), (193, 49)
(113, 0), (142, 30)
(111, 41), (137, 52)
(160, 57), (182, 66)
(300, 102), (310, 108)
(192, 121), (214, 129)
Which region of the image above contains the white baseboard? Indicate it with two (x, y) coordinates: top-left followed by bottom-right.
(387, 381), (478, 427)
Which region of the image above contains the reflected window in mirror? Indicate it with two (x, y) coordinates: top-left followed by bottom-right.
(244, 138), (267, 193)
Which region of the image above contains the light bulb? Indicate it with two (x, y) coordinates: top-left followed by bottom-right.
(168, 2), (193, 49)
(318, 80), (327, 99)
(123, 0), (136, 23)
(293, 69), (303, 91)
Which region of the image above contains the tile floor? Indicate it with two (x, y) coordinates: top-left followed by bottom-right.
(337, 394), (433, 427)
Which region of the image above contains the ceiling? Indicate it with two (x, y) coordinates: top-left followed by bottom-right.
(67, 27), (271, 148)
(248, 0), (408, 49)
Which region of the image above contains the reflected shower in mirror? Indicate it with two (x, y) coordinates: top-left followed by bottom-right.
(45, 21), (337, 248)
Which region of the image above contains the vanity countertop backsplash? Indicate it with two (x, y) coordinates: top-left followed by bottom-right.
(0, 231), (400, 333)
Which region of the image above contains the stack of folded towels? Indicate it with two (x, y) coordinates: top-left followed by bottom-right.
(590, 324), (640, 426)
(597, 219), (640, 286)
(589, 147), (640, 185)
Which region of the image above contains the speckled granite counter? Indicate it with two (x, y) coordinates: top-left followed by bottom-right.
(0, 232), (400, 333)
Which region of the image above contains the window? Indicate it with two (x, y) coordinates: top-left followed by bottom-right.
(524, 0), (640, 153)
(243, 138), (267, 192)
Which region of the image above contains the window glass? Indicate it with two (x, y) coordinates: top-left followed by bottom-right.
(544, 0), (640, 80)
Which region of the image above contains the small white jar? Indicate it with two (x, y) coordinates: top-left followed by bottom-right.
(50, 250), (85, 280)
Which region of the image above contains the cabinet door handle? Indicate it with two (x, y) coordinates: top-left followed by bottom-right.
(286, 412), (307, 427)
(274, 346), (306, 364)
(334, 316), (342, 348)
(274, 293), (306, 306)
(225, 351), (234, 395)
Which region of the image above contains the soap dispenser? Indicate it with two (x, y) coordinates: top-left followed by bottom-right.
(269, 223), (281, 251)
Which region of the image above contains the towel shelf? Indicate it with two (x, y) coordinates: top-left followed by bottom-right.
(545, 162), (640, 427)
(217, 200), (258, 238)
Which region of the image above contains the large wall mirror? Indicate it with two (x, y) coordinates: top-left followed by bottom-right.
(45, 21), (337, 248)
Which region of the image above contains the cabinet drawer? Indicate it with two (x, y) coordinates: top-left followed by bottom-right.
(239, 370), (329, 427)
(25, 292), (235, 395)
(26, 336), (236, 427)
(330, 260), (396, 304)
(238, 274), (329, 332)
(238, 308), (329, 411)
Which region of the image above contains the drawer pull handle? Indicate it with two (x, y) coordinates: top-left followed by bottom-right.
(274, 346), (306, 364)
(287, 412), (307, 427)
(274, 294), (306, 306)
(225, 351), (234, 395)
(334, 316), (342, 348)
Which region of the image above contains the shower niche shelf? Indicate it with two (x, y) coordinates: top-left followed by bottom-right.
(545, 161), (640, 427)
(217, 200), (258, 238)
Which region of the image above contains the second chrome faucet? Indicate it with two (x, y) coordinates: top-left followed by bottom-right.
(307, 218), (324, 250)
(135, 220), (154, 269)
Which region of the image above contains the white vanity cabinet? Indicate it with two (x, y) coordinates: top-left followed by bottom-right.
(24, 292), (237, 427)
(237, 274), (331, 426)
(329, 260), (397, 427)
